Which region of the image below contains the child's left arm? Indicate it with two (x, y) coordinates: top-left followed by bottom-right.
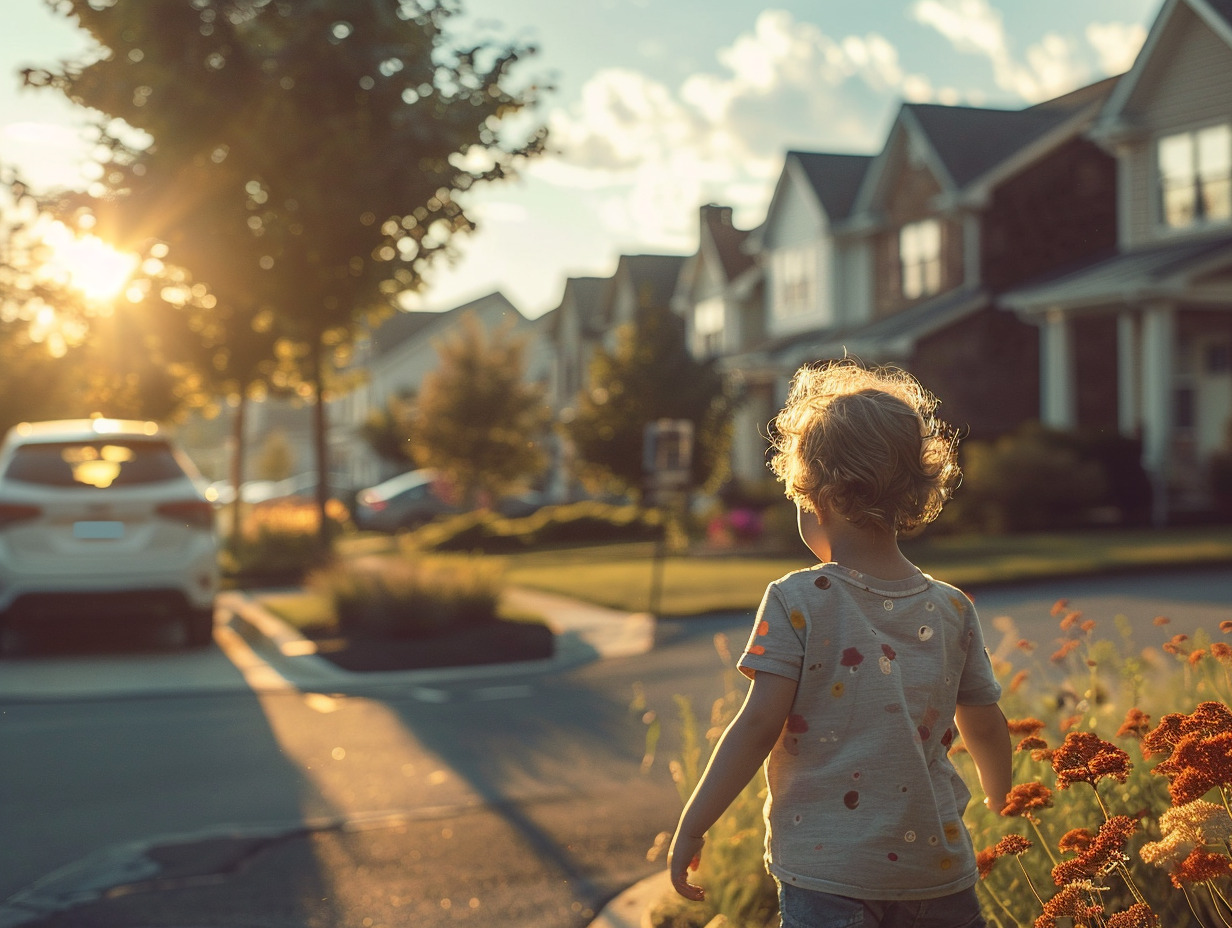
(667, 669), (797, 901)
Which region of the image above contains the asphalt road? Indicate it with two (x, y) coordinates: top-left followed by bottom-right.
(1, 567), (1230, 927)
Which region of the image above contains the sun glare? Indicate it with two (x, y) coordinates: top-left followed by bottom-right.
(40, 221), (138, 303)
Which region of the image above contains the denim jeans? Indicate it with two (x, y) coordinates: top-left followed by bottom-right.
(777, 881), (987, 928)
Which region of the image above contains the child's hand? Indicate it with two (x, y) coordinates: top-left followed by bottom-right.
(668, 831), (706, 901)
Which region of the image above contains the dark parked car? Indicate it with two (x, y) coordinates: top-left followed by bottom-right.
(353, 470), (463, 531)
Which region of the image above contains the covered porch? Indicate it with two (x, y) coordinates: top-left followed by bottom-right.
(1000, 234), (1232, 524)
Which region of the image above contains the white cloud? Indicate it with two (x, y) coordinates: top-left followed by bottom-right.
(910, 0), (1091, 102)
(1086, 21), (1148, 75)
(538, 10), (945, 245)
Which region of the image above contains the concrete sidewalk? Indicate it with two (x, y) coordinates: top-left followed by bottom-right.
(221, 585), (657, 690)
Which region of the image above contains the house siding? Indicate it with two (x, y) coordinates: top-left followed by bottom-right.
(1121, 3), (1232, 245)
(872, 160), (957, 318)
(910, 306), (1040, 439)
(981, 137), (1119, 291)
(835, 237), (873, 327)
(764, 168), (834, 337)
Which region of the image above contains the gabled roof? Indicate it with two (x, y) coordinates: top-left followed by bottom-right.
(613, 253), (687, 312)
(561, 275), (610, 338)
(370, 291), (522, 358)
(999, 233), (1232, 314)
(1101, 0), (1232, 124)
(905, 104), (1079, 189)
(789, 152), (874, 223)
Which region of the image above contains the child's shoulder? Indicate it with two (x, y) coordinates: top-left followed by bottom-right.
(767, 562), (836, 593)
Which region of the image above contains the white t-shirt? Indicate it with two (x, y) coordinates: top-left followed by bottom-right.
(738, 562), (1002, 901)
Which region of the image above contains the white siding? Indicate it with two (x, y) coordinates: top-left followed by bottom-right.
(763, 167), (835, 337)
(834, 237), (873, 327)
(1120, 3), (1232, 245)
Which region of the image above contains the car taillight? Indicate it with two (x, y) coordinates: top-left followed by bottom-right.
(0, 502), (42, 527)
(358, 492), (387, 511)
(156, 500), (216, 530)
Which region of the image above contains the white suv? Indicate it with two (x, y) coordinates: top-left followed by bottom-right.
(0, 419), (220, 650)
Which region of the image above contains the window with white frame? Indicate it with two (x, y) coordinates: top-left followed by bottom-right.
(1158, 123), (1232, 230)
(899, 219), (942, 300)
(694, 296), (725, 356)
(773, 247), (815, 319)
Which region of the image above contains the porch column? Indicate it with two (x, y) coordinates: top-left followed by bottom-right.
(1040, 309), (1076, 429)
(1116, 311), (1139, 437)
(1140, 303), (1175, 526)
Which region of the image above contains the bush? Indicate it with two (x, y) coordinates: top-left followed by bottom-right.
(221, 525), (334, 582)
(401, 500), (663, 554)
(941, 423), (1111, 533)
(306, 554), (503, 637)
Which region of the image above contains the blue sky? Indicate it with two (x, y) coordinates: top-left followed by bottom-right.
(0, 0), (1162, 317)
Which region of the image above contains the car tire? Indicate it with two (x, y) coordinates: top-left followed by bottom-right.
(184, 607), (215, 648)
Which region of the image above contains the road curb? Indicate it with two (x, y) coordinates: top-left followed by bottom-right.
(588, 870), (670, 928)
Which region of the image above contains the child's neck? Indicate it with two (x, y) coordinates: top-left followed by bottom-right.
(803, 508), (918, 581)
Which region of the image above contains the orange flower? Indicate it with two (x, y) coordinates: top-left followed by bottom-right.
(994, 834), (1032, 856)
(1170, 846), (1232, 888)
(1080, 620), (1096, 634)
(1010, 670), (1029, 692)
(1057, 828), (1095, 853)
(1059, 610), (1083, 631)
(1106, 903), (1159, 927)
(1188, 649), (1207, 666)
(1051, 639), (1081, 662)
(1035, 881), (1103, 927)
(1051, 815), (1138, 886)
(1161, 633), (1189, 656)
(1153, 615), (1170, 626)
(1052, 731), (1132, 789)
(1221, 620), (1232, 634)
(1017, 735), (1048, 753)
(1211, 642), (1232, 662)
(1116, 707), (1151, 739)
(1050, 599), (1069, 617)
(1017, 638), (1035, 652)
(1001, 781), (1053, 820)
(1060, 714), (1083, 732)
(1007, 717), (1046, 737)
(975, 846), (999, 878)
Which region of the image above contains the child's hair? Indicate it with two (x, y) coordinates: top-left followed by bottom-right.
(769, 359), (960, 533)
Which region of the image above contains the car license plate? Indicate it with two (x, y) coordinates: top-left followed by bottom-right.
(73, 521), (125, 540)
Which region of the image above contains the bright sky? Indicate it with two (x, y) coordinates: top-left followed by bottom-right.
(0, 0), (1161, 318)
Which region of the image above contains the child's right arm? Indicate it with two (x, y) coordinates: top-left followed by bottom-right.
(954, 702), (1012, 815)
(667, 669), (797, 901)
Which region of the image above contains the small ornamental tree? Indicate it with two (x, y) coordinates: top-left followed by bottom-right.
(409, 313), (550, 505)
(567, 306), (736, 498)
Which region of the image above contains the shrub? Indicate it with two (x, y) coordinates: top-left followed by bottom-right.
(221, 525), (334, 581)
(941, 423), (1110, 533)
(402, 500), (663, 554)
(305, 554), (503, 637)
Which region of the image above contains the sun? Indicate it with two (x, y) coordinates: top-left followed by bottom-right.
(40, 221), (139, 303)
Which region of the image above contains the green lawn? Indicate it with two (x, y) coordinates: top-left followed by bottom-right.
(494, 526), (1232, 616)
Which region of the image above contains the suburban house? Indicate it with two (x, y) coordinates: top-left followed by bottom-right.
(599, 253), (688, 352)
(671, 204), (765, 482)
(676, 82), (1120, 492)
(342, 290), (540, 484)
(1000, 0), (1232, 522)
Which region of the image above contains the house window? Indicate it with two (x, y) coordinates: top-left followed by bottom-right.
(1158, 123), (1232, 229)
(694, 297), (725, 356)
(899, 219), (942, 300)
(773, 247), (814, 319)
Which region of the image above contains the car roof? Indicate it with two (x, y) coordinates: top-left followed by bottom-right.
(4, 418), (165, 445)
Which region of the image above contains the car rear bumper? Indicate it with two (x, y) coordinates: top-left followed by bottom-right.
(2, 588), (210, 624)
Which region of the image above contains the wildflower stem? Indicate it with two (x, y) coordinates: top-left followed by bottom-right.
(1208, 883), (1232, 928)
(1089, 783), (1110, 821)
(1183, 884), (1216, 928)
(1220, 786), (1232, 823)
(1115, 860), (1147, 907)
(977, 880), (1026, 928)
(1027, 818), (1060, 867)
(1015, 857), (1045, 910)
(1212, 879), (1232, 916)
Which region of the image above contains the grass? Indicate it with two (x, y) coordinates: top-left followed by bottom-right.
(491, 526), (1232, 616)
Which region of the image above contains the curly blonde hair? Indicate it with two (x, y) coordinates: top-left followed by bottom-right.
(769, 360), (960, 533)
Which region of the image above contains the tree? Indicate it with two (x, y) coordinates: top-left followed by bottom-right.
(26, 0), (547, 539)
(409, 313), (549, 504)
(566, 307), (737, 498)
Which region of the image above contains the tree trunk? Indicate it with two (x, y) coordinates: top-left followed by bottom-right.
(310, 336), (331, 548)
(228, 394), (247, 552)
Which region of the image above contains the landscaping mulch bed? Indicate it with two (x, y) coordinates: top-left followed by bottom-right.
(306, 619), (554, 673)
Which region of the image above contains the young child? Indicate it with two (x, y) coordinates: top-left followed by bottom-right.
(668, 360), (1011, 927)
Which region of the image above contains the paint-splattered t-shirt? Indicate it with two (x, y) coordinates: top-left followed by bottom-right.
(738, 562), (1002, 901)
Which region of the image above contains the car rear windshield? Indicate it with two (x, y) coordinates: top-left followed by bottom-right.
(3, 440), (187, 488)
